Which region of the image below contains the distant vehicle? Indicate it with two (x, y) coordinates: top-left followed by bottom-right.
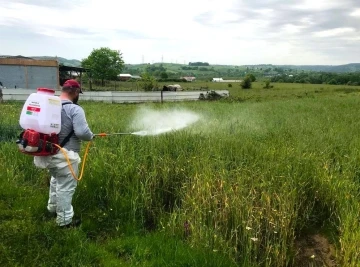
(162, 84), (182, 91)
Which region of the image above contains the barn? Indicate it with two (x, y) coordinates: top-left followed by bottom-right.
(118, 74), (132, 81)
(0, 56), (59, 89)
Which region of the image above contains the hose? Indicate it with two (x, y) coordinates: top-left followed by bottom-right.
(52, 132), (133, 181)
(53, 141), (92, 181)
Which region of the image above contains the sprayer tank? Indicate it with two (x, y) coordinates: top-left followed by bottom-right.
(19, 88), (62, 134)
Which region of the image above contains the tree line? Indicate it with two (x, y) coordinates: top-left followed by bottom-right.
(188, 62), (210, 66)
(271, 72), (360, 86)
(77, 47), (360, 88)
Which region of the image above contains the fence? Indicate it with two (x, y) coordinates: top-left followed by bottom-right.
(1, 89), (229, 103)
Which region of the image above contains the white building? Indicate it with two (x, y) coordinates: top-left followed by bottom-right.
(212, 77), (242, 83)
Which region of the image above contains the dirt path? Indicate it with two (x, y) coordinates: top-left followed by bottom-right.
(295, 234), (338, 267)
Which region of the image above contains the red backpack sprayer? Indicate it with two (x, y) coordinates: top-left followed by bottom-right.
(16, 88), (146, 181)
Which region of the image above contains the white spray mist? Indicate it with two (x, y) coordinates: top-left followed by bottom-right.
(130, 107), (200, 136)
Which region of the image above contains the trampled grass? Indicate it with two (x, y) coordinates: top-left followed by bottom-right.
(1, 85), (360, 266)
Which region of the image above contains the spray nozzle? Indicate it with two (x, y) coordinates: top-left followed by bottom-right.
(96, 133), (108, 137)
(94, 132), (134, 137)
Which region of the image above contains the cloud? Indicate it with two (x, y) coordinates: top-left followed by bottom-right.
(0, 0), (85, 9)
(0, 0), (360, 65)
(313, 27), (356, 37)
(350, 8), (360, 17)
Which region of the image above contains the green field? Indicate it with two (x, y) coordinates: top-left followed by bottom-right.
(1, 83), (360, 266)
(82, 79), (360, 95)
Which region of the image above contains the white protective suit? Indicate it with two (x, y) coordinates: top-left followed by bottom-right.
(34, 149), (81, 226)
(34, 99), (93, 227)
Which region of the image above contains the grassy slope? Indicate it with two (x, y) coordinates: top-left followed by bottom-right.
(1, 83), (360, 266)
(124, 62), (360, 74)
(81, 79), (360, 93)
(29, 56), (360, 73)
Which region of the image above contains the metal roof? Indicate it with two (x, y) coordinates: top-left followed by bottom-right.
(59, 65), (90, 72)
(0, 55), (34, 60)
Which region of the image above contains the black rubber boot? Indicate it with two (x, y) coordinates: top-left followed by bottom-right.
(59, 219), (82, 229)
(43, 210), (56, 220)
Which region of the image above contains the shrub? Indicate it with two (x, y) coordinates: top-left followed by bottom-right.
(263, 79), (271, 89)
(241, 76), (252, 89)
(140, 73), (158, 91)
(157, 78), (187, 83)
(248, 73), (256, 82)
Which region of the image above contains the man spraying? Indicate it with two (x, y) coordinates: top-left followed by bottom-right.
(35, 79), (94, 228)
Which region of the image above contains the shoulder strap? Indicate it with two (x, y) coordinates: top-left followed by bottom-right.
(60, 102), (74, 147)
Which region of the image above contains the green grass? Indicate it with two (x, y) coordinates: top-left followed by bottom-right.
(1, 84), (360, 266)
(82, 79), (360, 97)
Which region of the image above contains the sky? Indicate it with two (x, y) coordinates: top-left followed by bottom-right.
(0, 0), (360, 65)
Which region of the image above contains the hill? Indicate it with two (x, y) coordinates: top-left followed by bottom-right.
(274, 63), (360, 73)
(19, 56), (360, 75)
(32, 56), (81, 67)
(124, 62), (360, 76)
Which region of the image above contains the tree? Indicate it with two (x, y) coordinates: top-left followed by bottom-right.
(241, 75), (252, 89)
(327, 79), (337, 85)
(189, 62), (209, 66)
(160, 72), (168, 79)
(140, 72), (157, 91)
(264, 79), (271, 89)
(248, 73), (256, 82)
(81, 47), (124, 86)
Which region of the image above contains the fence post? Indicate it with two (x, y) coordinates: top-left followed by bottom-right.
(161, 90), (163, 103)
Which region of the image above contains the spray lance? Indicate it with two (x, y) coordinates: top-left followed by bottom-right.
(95, 132), (135, 137)
(59, 130), (148, 182)
(95, 132), (132, 137)
(94, 131), (149, 137)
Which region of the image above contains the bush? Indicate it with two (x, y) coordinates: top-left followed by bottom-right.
(241, 76), (252, 89)
(157, 78), (188, 83)
(327, 79), (337, 85)
(199, 90), (228, 100)
(140, 73), (158, 91)
(248, 73), (256, 82)
(263, 79), (271, 89)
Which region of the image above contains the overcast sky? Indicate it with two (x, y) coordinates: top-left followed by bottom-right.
(0, 0), (360, 65)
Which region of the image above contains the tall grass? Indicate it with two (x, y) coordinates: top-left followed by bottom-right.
(81, 79), (360, 95)
(1, 87), (360, 266)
